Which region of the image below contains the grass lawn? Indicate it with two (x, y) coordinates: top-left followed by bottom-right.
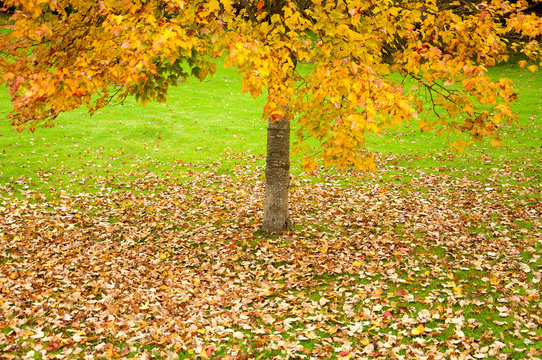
(0, 58), (541, 359)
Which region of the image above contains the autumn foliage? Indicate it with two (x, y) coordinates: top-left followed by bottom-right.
(1, 0), (541, 171)
(1, 0), (542, 356)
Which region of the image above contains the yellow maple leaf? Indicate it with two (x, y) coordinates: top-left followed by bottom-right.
(451, 140), (467, 152)
(208, 0), (220, 13)
(411, 324), (426, 336)
(490, 137), (502, 147)
(302, 156), (318, 173)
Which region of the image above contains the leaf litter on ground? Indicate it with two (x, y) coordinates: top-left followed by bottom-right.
(0, 150), (541, 360)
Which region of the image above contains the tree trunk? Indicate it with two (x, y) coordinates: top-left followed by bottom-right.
(262, 116), (290, 233)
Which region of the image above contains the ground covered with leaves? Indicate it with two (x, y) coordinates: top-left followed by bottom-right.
(1, 150), (541, 360)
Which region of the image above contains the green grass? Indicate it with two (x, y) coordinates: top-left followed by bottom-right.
(0, 62), (269, 194)
(2, 58), (540, 195)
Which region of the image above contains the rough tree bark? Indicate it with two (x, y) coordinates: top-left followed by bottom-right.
(262, 116), (291, 233)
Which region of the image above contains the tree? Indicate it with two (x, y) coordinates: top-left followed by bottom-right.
(1, 0), (541, 232)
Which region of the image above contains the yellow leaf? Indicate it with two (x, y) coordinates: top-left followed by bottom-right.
(335, 24), (349, 36)
(208, 0), (220, 13)
(411, 324), (426, 336)
(302, 156), (318, 173)
(346, 28), (363, 42)
(321, 246), (328, 254)
(360, 338), (370, 346)
(527, 65), (538, 73)
(451, 140), (467, 152)
(139, 301), (149, 310)
(221, 0), (233, 11)
(490, 137), (501, 147)
(490, 276), (501, 285)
